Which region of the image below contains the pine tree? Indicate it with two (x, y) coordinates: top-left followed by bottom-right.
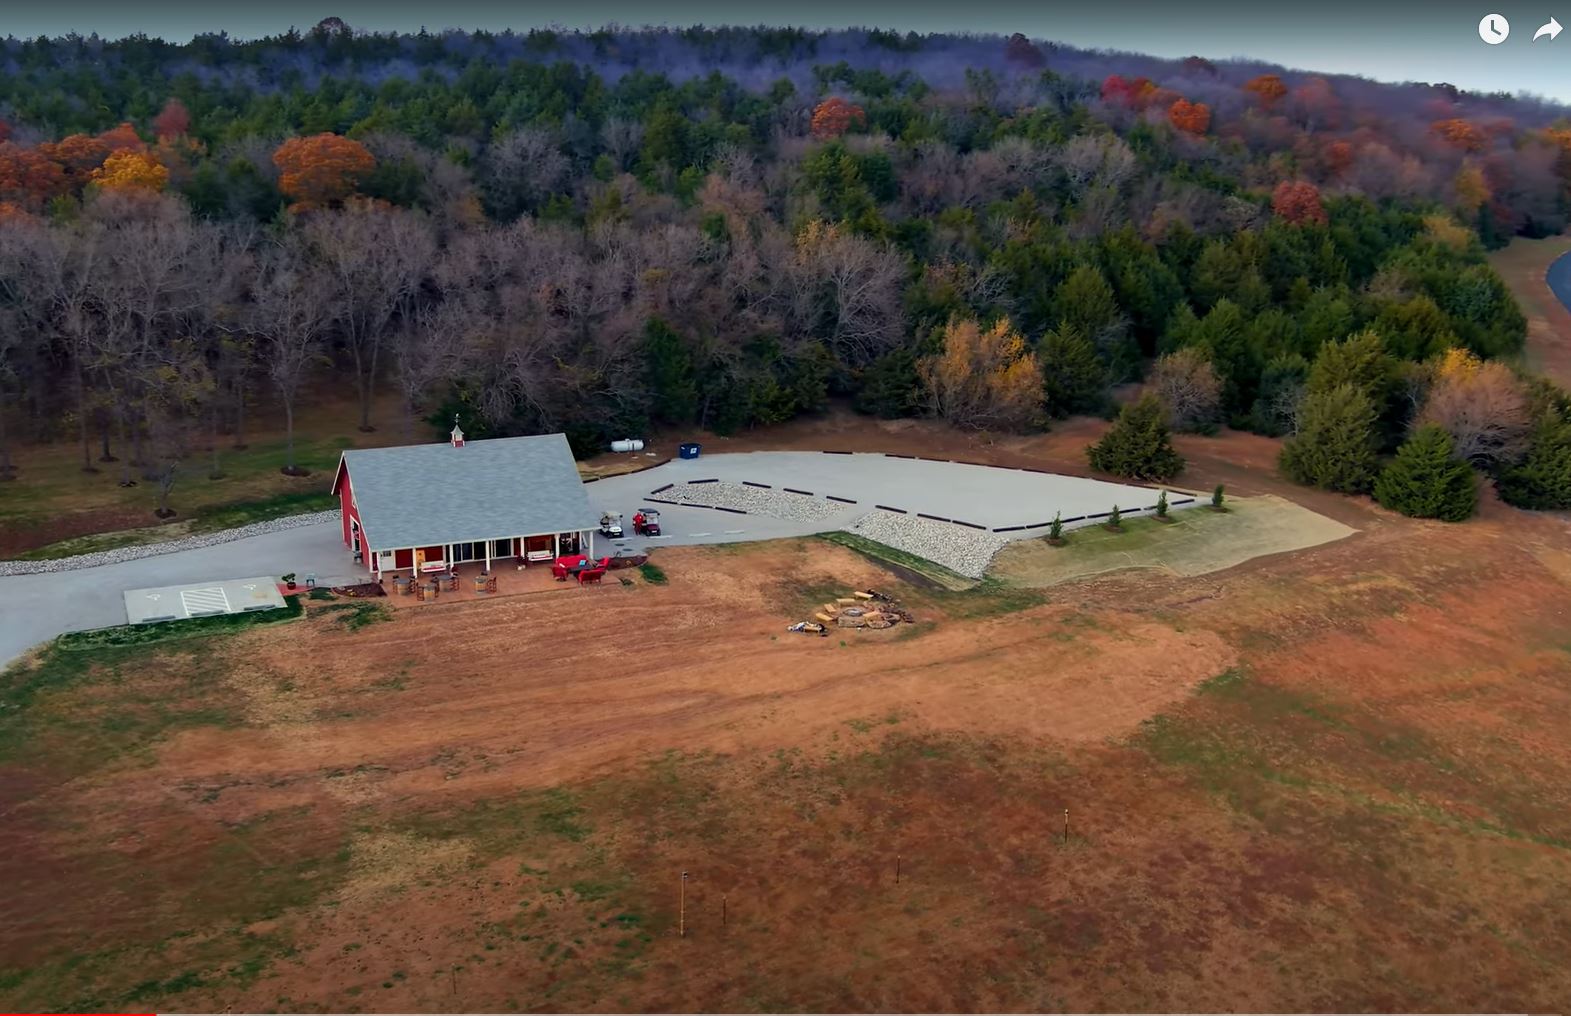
(1048, 511), (1064, 542)
(1279, 384), (1380, 493)
(1107, 504), (1122, 529)
(1086, 395), (1185, 481)
(1211, 483), (1226, 510)
(1038, 321), (1106, 418)
(1374, 425), (1477, 521)
(1496, 410), (1571, 510)
(643, 318), (697, 425)
(1156, 489), (1169, 518)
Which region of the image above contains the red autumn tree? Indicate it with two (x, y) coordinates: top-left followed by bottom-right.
(1431, 118), (1486, 153)
(0, 142), (67, 210)
(272, 132), (376, 210)
(1272, 180), (1327, 225)
(1101, 74), (1157, 108)
(97, 122), (146, 153)
(810, 97), (866, 140)
(152, 98), (192, 140)
(1168, 98), (1211, 134)
(1243, 74), (1289, 109)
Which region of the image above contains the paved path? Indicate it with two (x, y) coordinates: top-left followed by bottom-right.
(0, 523), (346, 669)
(0, 452), (1186, 668)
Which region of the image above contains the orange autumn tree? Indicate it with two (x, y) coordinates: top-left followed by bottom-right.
(38, 133), (110, 187)
(272, 133), (376, 210)
(1168, 98), (1211, 134)
(1431, 118), (1486, 153)
(1272, 180), (1327, 225)
(1243, 74), (1289, 109)
(810, 97), (866, 139)
(918, 316), (1043, 431)
(1323, 139), (1354, 177)
(92, 150), (169, 192)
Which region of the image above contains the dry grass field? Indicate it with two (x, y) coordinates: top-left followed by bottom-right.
(3, 478), (1570, 1012)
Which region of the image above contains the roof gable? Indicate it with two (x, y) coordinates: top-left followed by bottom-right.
(340, 433), (596, 550)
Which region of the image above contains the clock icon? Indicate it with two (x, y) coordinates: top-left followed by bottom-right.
(1479, 13), (1510, 43)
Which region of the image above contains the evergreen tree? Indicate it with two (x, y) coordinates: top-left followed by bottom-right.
(1038, 321), (1106, 418)
(854, 347), (924, 418)
(1374, 425), (1477, 521)
(1087, 395), (1185, 481)
(1052, 265), (1136, 379)
(1279, 384), (1380, 493)
(1156, 488), (1169, 518)
(1496, 410), (1571, 510)
(643, 318), (697, 425)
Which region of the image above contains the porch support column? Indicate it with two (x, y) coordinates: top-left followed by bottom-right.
(588, 529), (594, 557)
(553, 533), (559, 558)
(485, 541), (491, 572)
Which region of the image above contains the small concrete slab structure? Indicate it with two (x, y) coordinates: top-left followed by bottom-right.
(123, 575), (286, 625)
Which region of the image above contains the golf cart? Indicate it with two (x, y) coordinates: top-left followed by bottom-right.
(633, 508), (661, 536)
(599, 511), (624, 538)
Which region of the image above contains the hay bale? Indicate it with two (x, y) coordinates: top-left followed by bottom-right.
(853, 590), (875, 600)
(836, 597), (857, 606)
(814, 612), (835, 624)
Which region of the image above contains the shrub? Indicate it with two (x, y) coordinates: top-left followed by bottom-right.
(1211, 483), (1226, 510)
(1048, 512), (1063, 542)
(1374, 425), (1477, 521)
(1279, 384), (1380, 493)
(1107, 504), (1122, 528)
(1087, 395), (1185, 481)
(1156, 489), (1169, 518)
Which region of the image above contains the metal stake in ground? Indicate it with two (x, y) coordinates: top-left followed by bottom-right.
(680, 870), (688, 938)
(896, 853), (901, 885)
(1063, 808), (1069, 844)
(722, 893), (728, 928)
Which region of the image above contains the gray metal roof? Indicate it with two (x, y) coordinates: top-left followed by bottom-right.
(338, 433), (598, 551)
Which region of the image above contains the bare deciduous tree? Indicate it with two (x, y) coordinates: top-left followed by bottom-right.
(1150, 347), (1224, 432)
(250, 252), (333, 474)
(303, 202), (435, 431)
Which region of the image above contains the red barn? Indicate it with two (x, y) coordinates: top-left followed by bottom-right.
(330, 425), (600, 577)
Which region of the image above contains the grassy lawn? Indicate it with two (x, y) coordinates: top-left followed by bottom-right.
(989, 496), (1354, 588)
(0, 394), (410, 556)
(15, 491), (338, 560)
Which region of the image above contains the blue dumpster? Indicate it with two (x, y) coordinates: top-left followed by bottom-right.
(679, 442), (702, 459)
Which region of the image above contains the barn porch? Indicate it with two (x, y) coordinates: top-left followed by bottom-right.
(367, 528), (599, 579)
(378, 557), (618, 607)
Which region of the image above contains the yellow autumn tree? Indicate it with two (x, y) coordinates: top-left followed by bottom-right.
(1453, 163), (1490, 213)
(91, 149), (169, 192)
(918, 316), (1043, 431)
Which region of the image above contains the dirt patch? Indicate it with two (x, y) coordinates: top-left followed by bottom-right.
(990, 494), (1356, 587)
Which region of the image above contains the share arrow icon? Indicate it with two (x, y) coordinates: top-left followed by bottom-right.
(1535, 16), (1562, 40)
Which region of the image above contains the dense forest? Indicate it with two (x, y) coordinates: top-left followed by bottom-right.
(0, 23), (1568, 514)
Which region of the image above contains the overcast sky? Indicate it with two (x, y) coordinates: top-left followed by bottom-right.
(13, 1), (1571, 102)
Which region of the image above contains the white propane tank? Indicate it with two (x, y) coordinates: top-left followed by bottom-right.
(610, 438), (646, 453)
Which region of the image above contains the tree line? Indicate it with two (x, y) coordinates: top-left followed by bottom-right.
(0, 24), (1566, 518)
